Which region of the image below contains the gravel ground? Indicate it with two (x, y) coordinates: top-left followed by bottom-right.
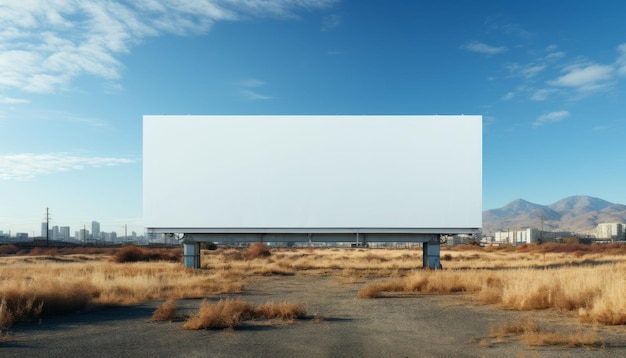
(3, 275), (625, 357)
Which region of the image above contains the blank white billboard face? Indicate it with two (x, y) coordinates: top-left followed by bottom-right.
(143, 115), (482, 232)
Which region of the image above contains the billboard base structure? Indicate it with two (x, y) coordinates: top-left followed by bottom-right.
(175, 231), (474, 269)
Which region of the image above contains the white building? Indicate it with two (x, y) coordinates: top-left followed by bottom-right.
(41, 222), (48, 237)
(596, 223), (624, 240)
(76, 229), (90, 242)
(92, 221), (101, 239)
(59, 226), (71, 241)
(493, 228), (541, 245)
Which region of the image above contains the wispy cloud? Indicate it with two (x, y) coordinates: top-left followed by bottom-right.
(0, 1), (336, 93)
(238, 78), (272, 100)
(486, 19), (531, 39)
(530, 88), (558, 101)
(533, 110), (569, 127)
(548, 63), (614, 91)
(322, 14), (341, 31)
(506, 63), (546, 78)
(617, 43), (626, 76)
(501, 92), (515, 101)
(238, 79), (265, 88)
(241, 89), (272, 100)
(462, 41), (507, 55)
(0, 96), (30, 104)
(0, 152), (134, 180)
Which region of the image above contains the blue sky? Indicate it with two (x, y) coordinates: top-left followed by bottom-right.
(1, 0), (626, 236)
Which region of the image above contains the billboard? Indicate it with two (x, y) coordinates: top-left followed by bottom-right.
(143, 115), (482, 233)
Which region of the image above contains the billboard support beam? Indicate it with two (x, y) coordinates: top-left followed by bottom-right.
(180, 232), (447, 269)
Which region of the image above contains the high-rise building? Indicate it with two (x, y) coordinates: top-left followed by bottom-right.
(597, 223), (624, 240)
(77, 229), (90, 242)
(92, 221), (100, 240)
(60, 226), (71, 241)
(52, 226), (59, 241)
(41, 222), (48, 238)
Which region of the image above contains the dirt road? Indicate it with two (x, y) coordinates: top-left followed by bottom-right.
(3, 275), (625, 357)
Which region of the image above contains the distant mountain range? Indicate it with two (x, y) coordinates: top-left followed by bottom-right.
(482, 195), (626, 235)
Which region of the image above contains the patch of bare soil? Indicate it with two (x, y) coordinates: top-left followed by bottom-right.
(2, 275), (625, 357)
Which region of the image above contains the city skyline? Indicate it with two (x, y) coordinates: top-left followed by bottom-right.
(2, 216), (139, 241)
(1, 1), (626, 234)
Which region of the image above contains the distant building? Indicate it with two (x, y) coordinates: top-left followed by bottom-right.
(596, 223), (624, 240)
(41, 222), (48, 237)
(92, 221), (101, 240)
(77, 229), (90, 242)
(16, 233), (28, 240)
(59, 226), (71, 241)
(493, 228), (541, 245)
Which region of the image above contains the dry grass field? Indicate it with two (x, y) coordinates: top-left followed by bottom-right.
(1, 242), (626, 348)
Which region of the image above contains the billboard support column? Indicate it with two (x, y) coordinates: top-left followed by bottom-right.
(423, 239), (442, 269)
(184, 242), (200, 269)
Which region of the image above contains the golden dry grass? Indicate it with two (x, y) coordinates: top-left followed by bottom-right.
(182, 298), (306, 330)
(488, 320), (605, 348)
(151, 298), (180, 321)
(0, 254), (244, 329)
(357, 261), (626, 325)
(2, 243), (626, 330)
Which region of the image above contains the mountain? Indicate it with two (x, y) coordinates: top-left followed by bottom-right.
(548, 196), (612, 215)
(482, 195), (626, 235)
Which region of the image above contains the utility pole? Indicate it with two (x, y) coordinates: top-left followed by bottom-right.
(541, 210), (545, 244)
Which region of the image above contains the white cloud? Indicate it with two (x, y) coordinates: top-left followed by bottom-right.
(548, 64), (614, 91)
(0, 153), (134, 180)
(462, 41), (507, 55)
(530, 88), (557, 101)
(0, 96), (30, 104)
(501, 92), (515, 101)
(238, 79), (265, 88)
(322, 14), (340, 31)
(545, 51), (565, 61)
(507, 63), (546, 78)
(241, 89), (272, 100)
(0, 1), (336, 93)
(545, 44), (558, 52)
(533, 110), (569, 127)
(617, 43), (626, 76)
(237, 78), (271, 100)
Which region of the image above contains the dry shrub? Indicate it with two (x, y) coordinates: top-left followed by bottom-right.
(36, 281), (97, 315)
(250, 265), (295, 276)
(28, 247), (43, 256)
(0, 244), (19, 255)
(522, 328), (603, 348)
(362, 253), (388, 262)
(245, 242), (271, 260)
(183, 298), (254, 330)
(0, 280), (95, 329)
(151, 298), (180, 321)
(0, 296), (42, 329)
(489, 320), (604, 348)
(490, 320), (539, 337)
(255, 302), (306, 320)
(112, 246), (181, 263)
(183, 298), (306, 330)
(112, 246), (147, 263)
(222, 249), (245, 261)
(357, 280), (405, 298)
